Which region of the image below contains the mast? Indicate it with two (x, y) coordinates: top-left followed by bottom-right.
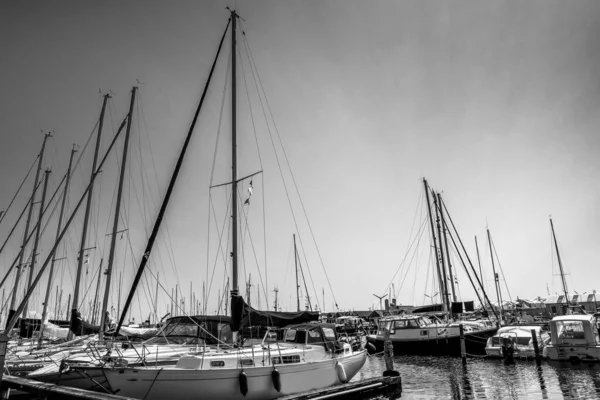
(438, 193), (457, 303)
(432, 191), (450, 313)
(486, 227), (503, 323)
(8, 132), (50, 324)
(231, 9), (239, 296)
(38, 146), (76, 345)
(99, 88), (136, 339)
(475, 236), (483, 285)
(70, 94), (109, 338)
(246, 274), (251, 307)
(423, 179), (445, 313)
(22, 168), (51, 318)
(294, 234), (300, 312)
(154, 272), (159, 323)
(550, 217), (569, 303)
(91, 258), (103, 325)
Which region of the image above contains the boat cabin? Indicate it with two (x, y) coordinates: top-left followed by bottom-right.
(547, 314), (600, 362)
(549, 314), (599, 346)
(144, 315), (232, 346)
(264, 323), (348, 354)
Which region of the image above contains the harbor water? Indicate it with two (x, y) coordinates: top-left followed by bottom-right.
(355, 354), (600, 399)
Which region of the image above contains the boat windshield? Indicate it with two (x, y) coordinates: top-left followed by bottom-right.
(145, 320), (232, 345)
(556, 320), (586, 340)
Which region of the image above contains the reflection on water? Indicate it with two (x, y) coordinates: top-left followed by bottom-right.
(354, 355), (600, 399)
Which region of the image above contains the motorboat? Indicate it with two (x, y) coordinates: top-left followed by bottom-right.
(546, 313), (600, 362)
(485, 325), (550, 359)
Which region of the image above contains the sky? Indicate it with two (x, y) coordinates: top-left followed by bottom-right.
(1, 0), (600, 323)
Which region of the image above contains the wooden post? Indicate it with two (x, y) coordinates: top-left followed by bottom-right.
(382, 327), (400, 377)
(459, 324), (467, 365)
(531, 328), (541, 365)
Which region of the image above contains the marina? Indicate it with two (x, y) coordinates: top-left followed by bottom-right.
(2, 0), (600, 399)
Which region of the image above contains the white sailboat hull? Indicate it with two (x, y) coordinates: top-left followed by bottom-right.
(104, 350), (367, 400)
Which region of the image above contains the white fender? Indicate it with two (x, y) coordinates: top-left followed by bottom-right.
(335, 361), (347, 383)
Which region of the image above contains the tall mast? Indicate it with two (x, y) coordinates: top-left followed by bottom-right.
(438, 193), (457, 303)
(154, 272), (159, 323)
(294, 234), (300, 312)
(8, 132), (50, 323)
(91, 258), (103, 325)
(475, 236), (483, 285)
(23, 168), (51, 318)
(231, 9), (238, 296)
(246, 275), (251, 307)
(38, 146), (76, 345)
(486, 227), (503, 323)
(550, 217), (569, 303)
(423, 179), (445, 313)
(70, 94), (109, 338)
(432, 191), (450, 312)
(99, 87), (136, 339)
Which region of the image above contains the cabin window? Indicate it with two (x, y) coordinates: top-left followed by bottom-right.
(322, 327), (336, 341)
(210, 360), (225, 367)
(218, 324), (232, 344)
(285, 329), (297, 342)
(407, 320), (419, 328)
(556, 321), (586, 340)
(239, 359), (254, 366)
(394, 320), (407, 329)
(284, 329), (306, 344)
(272, 355), (301, 364)
(307, 329), (323, 344)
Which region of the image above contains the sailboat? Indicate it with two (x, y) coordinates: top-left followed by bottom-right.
(366, 179), (498, 356)
(64, 10), (366, 399)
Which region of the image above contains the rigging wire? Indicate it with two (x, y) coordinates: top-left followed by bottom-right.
(0, 153), (39, 227)
(237, 43), (269, 307)
(206, 47), (232, 313)
(241, 23), (332, 309)
(490, 235), (512, 302)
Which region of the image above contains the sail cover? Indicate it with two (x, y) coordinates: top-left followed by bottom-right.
(231, 294), (319, 329)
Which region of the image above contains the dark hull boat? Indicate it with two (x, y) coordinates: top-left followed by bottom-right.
(366, 315), (497, 356)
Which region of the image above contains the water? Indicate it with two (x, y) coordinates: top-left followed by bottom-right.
(355, 354), (600, 399)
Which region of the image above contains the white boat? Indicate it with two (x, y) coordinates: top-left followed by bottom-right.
(546, 314), (600, 362)
(485, 325), (550, 359)
(85, 323), (367, 400)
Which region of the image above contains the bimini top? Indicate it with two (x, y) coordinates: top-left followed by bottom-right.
(551, 314), (595, 323)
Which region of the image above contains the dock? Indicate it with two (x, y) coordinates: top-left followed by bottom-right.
(0, 375), (135, 400)
(278, 376), (402, 400)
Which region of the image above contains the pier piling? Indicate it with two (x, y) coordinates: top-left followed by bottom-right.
(383, 327), (399, 377)
(530, 328), (541, 365)
(459, 324), (467, 365)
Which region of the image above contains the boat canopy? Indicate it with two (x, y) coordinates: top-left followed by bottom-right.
(231, 294), (319, 331)
(549, 314), (599, 345)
